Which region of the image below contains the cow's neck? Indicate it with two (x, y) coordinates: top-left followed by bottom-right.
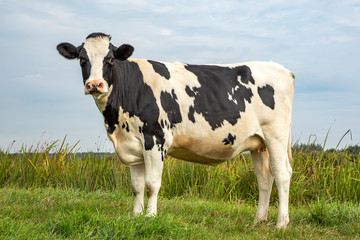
(107, 60), (156, 117)
(100, 60), (160, 135)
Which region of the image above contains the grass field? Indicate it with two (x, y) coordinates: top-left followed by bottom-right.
(0, 139), (359, 239)
(1, 188), (359, 239)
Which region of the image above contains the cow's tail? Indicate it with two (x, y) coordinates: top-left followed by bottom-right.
(288, 71), (295, 167)
(287, 130), (293, 167)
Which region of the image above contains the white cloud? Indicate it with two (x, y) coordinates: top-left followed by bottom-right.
(160, 28), (172, 36)
(334, 16), (360, 27)
(0, 0), (359, 151)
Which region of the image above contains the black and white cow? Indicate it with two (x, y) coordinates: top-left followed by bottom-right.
(57, 33), (295, 228)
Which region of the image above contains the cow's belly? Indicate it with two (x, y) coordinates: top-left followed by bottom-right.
(167, 147), (227, 166)
(168, 134), (265, 166)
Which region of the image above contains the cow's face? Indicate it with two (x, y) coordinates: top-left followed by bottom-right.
(57, 33), (134, 98)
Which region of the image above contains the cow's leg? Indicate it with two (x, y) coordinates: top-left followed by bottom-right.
(251, 148), (274, 222)
(144, 150), (164, 216)
(130, 163), (145, 216)
(264, 136), (292, 228)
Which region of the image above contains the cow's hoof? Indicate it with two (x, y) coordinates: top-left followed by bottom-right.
(133, 211), (143, 217)
(276, 215), (290, 229)
(145, 212), (156, 217)
(254, 215), (268, 223)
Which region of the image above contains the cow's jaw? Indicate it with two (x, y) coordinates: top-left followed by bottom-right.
(93, 85), (113, 112)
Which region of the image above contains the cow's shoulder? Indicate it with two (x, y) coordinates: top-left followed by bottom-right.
(103, 60), (166, 154)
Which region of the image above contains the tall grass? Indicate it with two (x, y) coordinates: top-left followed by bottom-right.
(161, 155), (258, 203)
(0, 138), (131, 193)
(291, 148), (360, 204)
(0, 138), (359, 205)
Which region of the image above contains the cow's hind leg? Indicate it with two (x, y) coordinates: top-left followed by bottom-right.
(265, 137), (292, 228)
(130, 163), (145, 216)
(251, 147), (274, 223)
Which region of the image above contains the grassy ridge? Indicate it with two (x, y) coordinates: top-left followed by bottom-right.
(1, 139), (359, 205)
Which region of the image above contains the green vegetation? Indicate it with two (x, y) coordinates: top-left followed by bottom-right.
(1, 139), (359, 204)
(0, 188), (359, 239)
(0, 138), (359, 238)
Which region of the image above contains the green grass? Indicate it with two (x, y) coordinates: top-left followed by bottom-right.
(0, 139), (360, 238)
(0, 188), (359, 239)
(1, 139), (359, 204)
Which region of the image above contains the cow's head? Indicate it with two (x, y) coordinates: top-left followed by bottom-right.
(57, 32), (134, 97)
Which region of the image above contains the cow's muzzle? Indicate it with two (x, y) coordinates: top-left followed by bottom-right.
(85, 80), (105, 95)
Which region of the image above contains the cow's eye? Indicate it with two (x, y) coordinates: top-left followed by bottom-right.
(108, 57), (115, 64)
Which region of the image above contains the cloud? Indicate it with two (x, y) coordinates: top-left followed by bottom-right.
(1, 0), (359, 151)
(160, 28), (172, 36)
(1, 1), (77, 35)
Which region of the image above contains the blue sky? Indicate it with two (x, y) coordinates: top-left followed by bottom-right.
(1, 0), (359, 152)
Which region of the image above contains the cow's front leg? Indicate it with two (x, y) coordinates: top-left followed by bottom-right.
(130, 163), (145, 216)
(144, 150), (164, 216)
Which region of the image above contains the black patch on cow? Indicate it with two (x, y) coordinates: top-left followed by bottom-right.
(102, 43), (117, 81)
(258, 84), (275, 110)
(86, 32), (111, 40)
(160, 89), (182, 128)
(148, 60), (171, 80)
(163, 149), (167, 161)
(78, 48), (91, 83)
(104, 60), (165, 151)
(138, 126), (143, 133)
(235, 65), (255, 84)
(184, 65), (254, 130)
(160, 119), (171, 130)
(188, 106), (195, 123)
(103, 104), (119, 134)
(185, 86), (196, 97)
(121, 122), (130, 132)
(222, 133), (236, 145)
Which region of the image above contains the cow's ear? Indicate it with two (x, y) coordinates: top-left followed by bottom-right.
(115, 44), (134, 60)
(57, 42), (79, 59)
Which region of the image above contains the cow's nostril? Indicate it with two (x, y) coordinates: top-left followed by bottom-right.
(86, 81), (103, 94)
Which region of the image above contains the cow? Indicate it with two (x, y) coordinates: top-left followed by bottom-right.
(57, 32), (295, 228)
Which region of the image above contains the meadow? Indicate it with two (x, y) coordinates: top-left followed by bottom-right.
(0, 138), (359, 239)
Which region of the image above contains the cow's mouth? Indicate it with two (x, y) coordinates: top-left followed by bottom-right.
(89, 89), (102, 95)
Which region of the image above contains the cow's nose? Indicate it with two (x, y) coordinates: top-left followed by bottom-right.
(85, 80), (104, 94)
